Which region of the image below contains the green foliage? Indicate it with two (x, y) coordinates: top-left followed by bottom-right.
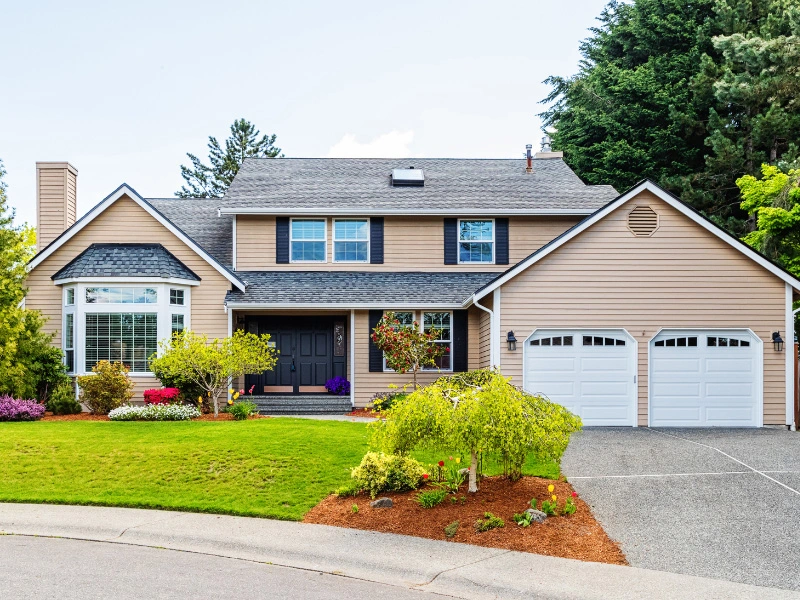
(150, 362), (206, 409)
(335, 479), (363, 498)
(444, 521), (460, 538)
(415, 488), (447, 508)
(540, 499), (558, 516)
(77, 361), (134, 415)
(737, 164), (800, 277)
(563, 497), (577, 516)
(513, 512), (533, 527)
(149, 330), (277, 417)
(475, 512), (504, 533)
(371, 369), (582, 492)
(372, 312), (446, 389)
(228, 401), (258, 421)
(177, 118), (282, 198)
(541, 0), (800, 234)
(350, 452), (427, 498)
(371, 391), (408, 412)
(351, 504), (359, 514)
(46, 382), (82, 415)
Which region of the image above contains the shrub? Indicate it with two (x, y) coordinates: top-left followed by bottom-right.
(46, 382), (82, 415)
(77, 361), (134, 415)
(371, 368), (582, 492)
(325, 376), (350, 396)
(143, 388), (181, 405)
(475, 512), (504, 533)
(335, 480), (363, 498)
(0, 395), (45, 421)
(416, 489), (447, 508)
(108, 404), (200, 421)
(370, 391), (407, 412)
(444, 521), (460, 539)
(228, 401), (258, 420)
(350, 452), (427, 498)
(150, 363), (206, 410)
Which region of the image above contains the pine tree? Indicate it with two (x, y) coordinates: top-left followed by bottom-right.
(176, 119), (282, 198)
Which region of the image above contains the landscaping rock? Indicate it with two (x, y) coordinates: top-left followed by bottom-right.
(458, 468), (470, 476)
(370, 497), (393, 508)
(524, 508), (548, 523)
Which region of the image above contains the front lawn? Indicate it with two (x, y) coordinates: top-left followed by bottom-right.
(0, 419), (557, 520)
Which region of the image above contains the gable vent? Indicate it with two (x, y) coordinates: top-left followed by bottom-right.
(627, 205), (659, 237)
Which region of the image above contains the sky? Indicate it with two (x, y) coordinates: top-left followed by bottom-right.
(0, 0), (608, 226)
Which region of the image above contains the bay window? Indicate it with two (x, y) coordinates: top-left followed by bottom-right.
(85, 313), (157, 372)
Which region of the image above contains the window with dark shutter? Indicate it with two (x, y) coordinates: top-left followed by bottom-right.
(276, 217), (289, 264)
(452, 310), (468, 372)
(495, 218), (509, 265)
(368, 310), (383, 372)
(444, 218), (457, 265)
(370, 217), (384, 264)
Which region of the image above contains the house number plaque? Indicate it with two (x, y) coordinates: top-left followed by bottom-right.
(334, 321), (345, 356)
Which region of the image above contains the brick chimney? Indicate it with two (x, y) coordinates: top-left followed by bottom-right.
(36, 162), (77, 250)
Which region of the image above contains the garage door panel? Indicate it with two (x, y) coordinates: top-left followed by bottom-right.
(525, 329), (635, 427)
(650, 330), (759, 427)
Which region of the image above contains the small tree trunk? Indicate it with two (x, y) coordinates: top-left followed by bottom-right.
(213, 391), (220, 418)
(412, 365), (418, 389)
(468, 450), (478, 493)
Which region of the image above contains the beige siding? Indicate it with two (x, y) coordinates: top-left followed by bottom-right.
(477, 294), (493, 369)
(467, 306), (481, 371)
(496, 190), (788, 425)
(236, 215), (581, 271)
(25, 194), (232, 401)
(36, 163), (77, 250)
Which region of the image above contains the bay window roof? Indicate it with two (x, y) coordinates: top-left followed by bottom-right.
(51, 243), (201, 282)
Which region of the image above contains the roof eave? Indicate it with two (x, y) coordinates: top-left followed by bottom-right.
(218, 207), (599, 216)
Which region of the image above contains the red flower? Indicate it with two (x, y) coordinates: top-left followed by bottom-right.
(438, 460), (445, 467)
(422, 473), (429, 480)
(571, 492), (578, 498)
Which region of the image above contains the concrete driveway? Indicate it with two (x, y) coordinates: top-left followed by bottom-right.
(562, 428), (800, 591)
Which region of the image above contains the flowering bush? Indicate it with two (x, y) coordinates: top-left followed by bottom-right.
(143, 388), (181, 405)
(77, 361), (134, 415)
(0, 395), (45, 421)
(350, 452), (427, 498)
(325, 376), (350, 396)
(108, 404), (200, 421)
(371, 312), (446, 388)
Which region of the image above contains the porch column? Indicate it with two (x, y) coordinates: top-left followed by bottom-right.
(350, 309), (356, 407)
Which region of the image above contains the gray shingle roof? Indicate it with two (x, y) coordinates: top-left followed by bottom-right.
(224, 271), (502, 306)
(147, 198), (234, 267)
(219, 157), (618, 214)
(52, 243), (200, 281)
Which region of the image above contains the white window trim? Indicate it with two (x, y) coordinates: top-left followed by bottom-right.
(289, 217), (328, 263)
(67, 282), (191, 377)
(65, 287), (75, 306)
(457, 218), (495, 264)
(63, 287), (76, 374)
(169, 288), (186, 306)
(380, 310), (454, 373)
(332, 218), (370, 263)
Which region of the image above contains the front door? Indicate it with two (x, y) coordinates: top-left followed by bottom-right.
(245, 316), (346, 394)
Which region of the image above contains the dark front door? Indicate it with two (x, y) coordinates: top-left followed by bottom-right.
(245, 316), (346, 394)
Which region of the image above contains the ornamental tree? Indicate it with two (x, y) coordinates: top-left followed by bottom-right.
(149, 330), (277, 417)
(371, 312), (447, 389)
(372, 369), (582, 493)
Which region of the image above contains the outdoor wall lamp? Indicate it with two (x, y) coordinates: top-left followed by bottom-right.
(507, 331), (517, 352)
(772, 331), (784, 352)
(236, 314), (245, 327)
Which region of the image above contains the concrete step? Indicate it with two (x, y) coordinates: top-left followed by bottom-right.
(250, 395), (352, 415)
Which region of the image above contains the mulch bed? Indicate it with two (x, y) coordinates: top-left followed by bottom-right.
(344, 408), (383, 418)
(304, 476), (626, 565)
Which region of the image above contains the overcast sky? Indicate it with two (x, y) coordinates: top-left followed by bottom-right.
(1, 0), (608, 226)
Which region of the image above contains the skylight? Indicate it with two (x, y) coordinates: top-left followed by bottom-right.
(391, 167), (424, 187)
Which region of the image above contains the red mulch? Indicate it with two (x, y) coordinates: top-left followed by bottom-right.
(344, 408), (383, 418)
(304, 476), (627, 565)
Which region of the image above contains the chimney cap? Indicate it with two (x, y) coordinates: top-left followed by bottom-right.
(36, 162), (78, 176)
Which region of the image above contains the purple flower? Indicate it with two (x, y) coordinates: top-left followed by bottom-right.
(324, 377), (351, 396)
(0, 395), (46, 421)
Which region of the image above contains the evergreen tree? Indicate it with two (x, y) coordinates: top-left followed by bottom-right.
(177, 119), (282, 198)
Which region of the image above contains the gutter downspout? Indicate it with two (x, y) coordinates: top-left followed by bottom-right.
(472, 294), (497, 368)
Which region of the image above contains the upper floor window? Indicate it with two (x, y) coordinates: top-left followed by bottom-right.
(85, 287), (157, 304)
(458, 220), (494, 263)
(333, 219), (369, 262)
(291, 219), (326, 262)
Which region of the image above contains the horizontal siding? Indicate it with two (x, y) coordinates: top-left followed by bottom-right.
(477, 294), (492, 369)
(26, 194), (232, 402)
(467, 306), (480, 370)
(236, 215), (581, 271)
(37, 167), (77, 249)
(497, 190), (788, 425)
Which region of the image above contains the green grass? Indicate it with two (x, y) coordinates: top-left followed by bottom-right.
(0, 419), (557, 520)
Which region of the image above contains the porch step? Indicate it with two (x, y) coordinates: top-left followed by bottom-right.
(250, 395), (352, 415)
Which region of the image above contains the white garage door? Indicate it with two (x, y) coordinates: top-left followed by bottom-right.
(650, 330), (761, 427)
(524, 329), (636, 426)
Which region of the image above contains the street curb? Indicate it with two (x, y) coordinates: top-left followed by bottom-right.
(1, 503), (797, 600)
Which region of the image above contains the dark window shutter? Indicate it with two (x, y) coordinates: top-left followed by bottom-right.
(370, 218), (384, 264)
(444, 218), (457, 265)
(276, 217), (290, 264)
(368, 310), (384, 372)
(495, 218), (509, 265)
(452, 310), (468, 372)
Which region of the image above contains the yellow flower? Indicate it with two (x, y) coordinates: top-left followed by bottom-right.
(228, 399), (234, 405)
(197, 396), (202, 403)
(547, 484), (554, 493)
(455, 457), (461, 464)
(228, 388), (235, 395)
(551, 495), (557, 502)
(233, 392), (240, 400)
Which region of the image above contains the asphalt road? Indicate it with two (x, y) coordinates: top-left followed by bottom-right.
(562, 427), (800, 591)
(0, 536), (431, 600)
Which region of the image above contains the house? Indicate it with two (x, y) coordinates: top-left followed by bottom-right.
(25, 151), (800, 427)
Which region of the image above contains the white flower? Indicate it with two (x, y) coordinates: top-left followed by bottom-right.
(108, 403), (200, 421)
